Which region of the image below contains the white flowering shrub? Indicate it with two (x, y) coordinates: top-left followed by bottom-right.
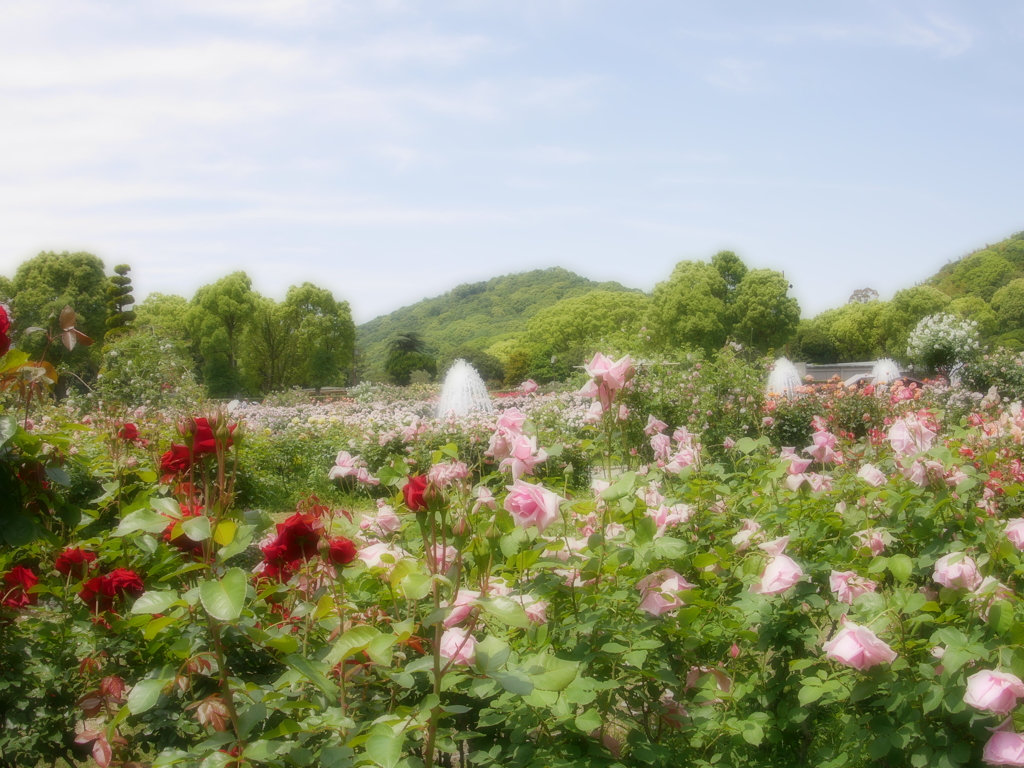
(92, 330), (203, 410)
(906, 312), (981, 376)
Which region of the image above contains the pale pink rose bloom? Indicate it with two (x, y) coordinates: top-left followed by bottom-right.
(644, 415), (668, 436)
(784, 453), (813, 475)
(484, 578), (512, 596)
(358, 542), (409, 572)
(723, 437), (736, 450)
(762, 417), (775, 428)
(659, 690), (689, 728)
(887, 417), (936, 457)
(504, 480), (563, 533)
(519, 379), (538, 394)
(650, 433), (672, 462)
(759, 536), (790, 557)
(328, 450), (360, 480)
(579, 352), (633, 410)
(441, 589), (480, 628)
(637, 569), (696, 616)
(983, 729), (1024, 766)
(637, 485), (665, 507)
(946, 467), (969, 487)
(472, 486), (497, 514)
(604, 522), (626, 538)
(933, 552), (982, 591)
(829, 570), (877, 604)
(665, 449), (698, 474)
(823, 622), (897, 670)
(428, 460), (470, 488)
(751, 555), (803, 595)
(731, 519), (761, 550)
(857, 463), (887, 487)
(647, 504), (694, 537)
(685, 666), (732, 704)
(806, 473), (833, 492)
(965, 670), (1024, 715)
(361, 505), (401, 538)
(429, 543), (458, 573)
(438, 627), (477, 665)
(617, 404), (630, 422)
(516, 594), (549, 624)
(1006, 519), (1024, 551)
(353, 467), (380, 486)
(496, 408), (527, 434)
(583, 401), (605, 424)
(805, 431), (838, 464)
(544, 536), (588, 562)
(853, 528), (887, 556)
(673, 426), (696, 448)
(500, 435), (548, 481)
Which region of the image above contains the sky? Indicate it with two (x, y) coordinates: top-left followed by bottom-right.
(0, 0), (1022, 324)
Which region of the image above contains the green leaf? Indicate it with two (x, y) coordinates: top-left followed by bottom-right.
(198, 567), (247, 621)
(213, 520), (237, 546)
(479, 596), (531, 629)
(798, 681), (824, 706)
(284, 654), (339, 698)
(738, 719), (764, 746)
(127, 679), (166, 714)
(0, 415), (17, 448)
(115, 509), (169, 536)
(600, 473), (636, 501)
(131, 590), (180, 615)
(325, 625), (380, 666)
(366, 635), (396, 666)
(490, 668), (534, 695)
(654, 537), (688, 559)
(888, 554), (913, 583)
(151, 497), (183, 517)
(523, 653), (579, 691)
(989, 601), (1015, 635)
(181, 515), (212, 542)
(474, 636), (511, 673)
(574, 708), (602, 733)
(365, 733), (404, 768)
(217, 524), (254, 562)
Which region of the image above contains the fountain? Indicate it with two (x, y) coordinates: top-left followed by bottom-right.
(435, 359), (494, 418)
(871, 358), (901, 385)
(766, 357), (802, 399)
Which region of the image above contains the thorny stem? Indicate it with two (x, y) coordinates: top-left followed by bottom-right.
(206, 614), (246, 750)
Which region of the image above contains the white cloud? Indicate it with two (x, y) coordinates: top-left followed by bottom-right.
(705, 58), (764, 92)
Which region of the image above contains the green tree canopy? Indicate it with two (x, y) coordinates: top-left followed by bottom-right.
(814, 301), (887, 362)
(729, 268), (800, 352)
(711, 250), (748, 295)
(878, 285), (951, 359)
(524, 290), (649, 354)
(947, 295), (998, 338)
(187, 272), (257, 395)
(11, 251), (109, 381)
(648, 260), (729, 353)
(935, 250), (1019, 301)
(283, 282), (356, 393)
(105, 264), (136, 339)
(992, 278), (1024, 334)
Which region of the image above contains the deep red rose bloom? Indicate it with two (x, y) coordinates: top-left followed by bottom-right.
(403, 475), (428, 511)
(55, 547), (97, 578)
(118, 423), (140, 442)
(160, 444), (192, 474)
(2, 565), (38, 608)
(0, 305), (10, 357)
(79, 569), (143, 613)
(192, 417), (235, 455)
(259, 513), (322, 582)
(327, 537), (357, 566)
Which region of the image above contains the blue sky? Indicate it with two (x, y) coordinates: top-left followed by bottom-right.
(1, 1), (1021, 323)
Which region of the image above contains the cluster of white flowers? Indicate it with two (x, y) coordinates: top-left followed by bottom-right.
(906, 313), (981, 373)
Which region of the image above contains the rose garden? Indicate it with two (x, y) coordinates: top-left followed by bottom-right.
(7, 302), (1024, 768)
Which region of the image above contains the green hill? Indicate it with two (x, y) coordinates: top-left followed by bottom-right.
(356, 267), (639, 375)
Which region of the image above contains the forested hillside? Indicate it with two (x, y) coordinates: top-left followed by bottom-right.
(356, 267), (639, 373)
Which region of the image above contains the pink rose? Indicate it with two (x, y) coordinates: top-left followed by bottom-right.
(644, 415), (668, 436)
(1006, 519), (1024, 551)
(519, 379), (538, 394)
(499, 435), (548, 481)
(441, 589), (480, 628)
(853, 528), (888, 556)
(887, 417), (936, 457)
(438, 627), (477, 666)
(637, 569), (696, 616)
(358, 542), (409, 572)
(732, 519), (761, 550)
(685, 666), (732, 705)
(965, 670), (1024, 715)
(517, 594), (548, 624)
(984, 725), (1024, 766)
(504, 479), (563, 533)
(822, 622), (897, 670)
(750, 537), (802, 595)
(805, 431), (838, 464)
(933, 552), (982, 591)
(857, 463), (887, 487)
(829, 570), (877, 604)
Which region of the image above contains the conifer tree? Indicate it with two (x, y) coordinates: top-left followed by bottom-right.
(105, 264), (136, 338)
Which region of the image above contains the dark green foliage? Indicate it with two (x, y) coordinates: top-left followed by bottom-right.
(357, 268), (638, 377)
(960, 348), (1024, 400)
(105, 263), (136, 338)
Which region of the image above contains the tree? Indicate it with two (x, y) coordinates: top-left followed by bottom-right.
(813, 302), (887, 362)
(848, 288), (879, 304)
(878, 286), (950, 359)
(793, 319), (837, 364)
(712, 251), (748, 296)
(730, 269), (800, 352)
(906, 313), (981, 377)
(10, 251), (109, 383)
(385, 332), (436, 386)
(241, 297), (300, 394)
(947, 295), (998, 338)
(135, 293), (191, 344)
(992, 279), (1024, 334)
(283, 283), (356, 393)
(187, 272), (257, 397)
(648, 261), (730, 353)
(105, 264), (136, 339)
(936, 250), (1018, 301)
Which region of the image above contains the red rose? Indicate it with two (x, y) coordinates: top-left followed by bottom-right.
(403, 475), (428, 511)
(192, 417), (235, 455)
(118, 423), (140, 442)
(0, 305), (10, 356)
(160, 444), (192, 474)
(104, 568), (144, 600)
(327, 537), (357, 566)
(259, 512), (322, 580)
(2, 565), (38, 608)
(55, 547), (97, 578)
